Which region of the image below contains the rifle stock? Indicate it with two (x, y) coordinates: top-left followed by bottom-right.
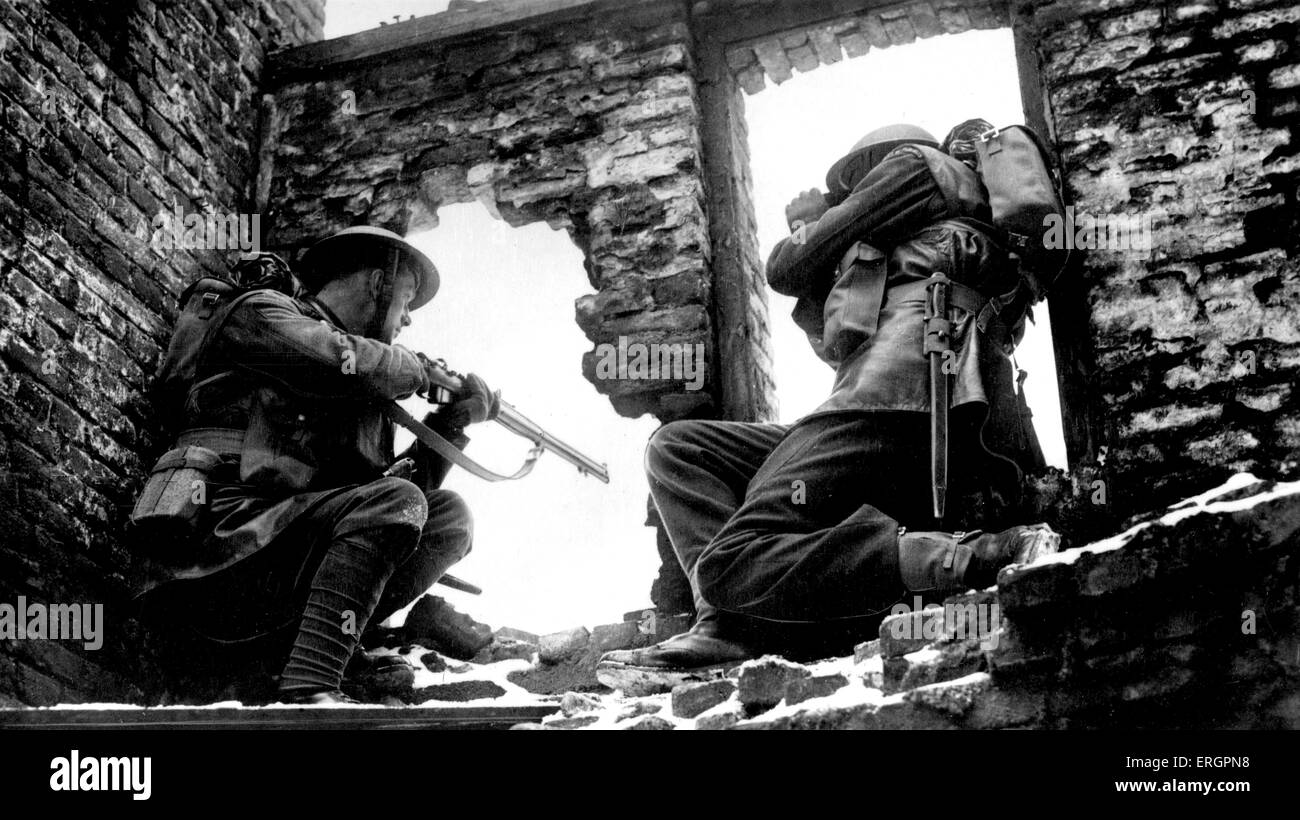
(418, 355), (610, 484)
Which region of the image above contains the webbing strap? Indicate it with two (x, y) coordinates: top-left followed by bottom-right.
(975, 281), (1024, 334)
(838, 242), (889, 340)
(176, 409), (542, 483)
(833, 242), (1018, 365)
(177, 427), (245, 458)
(887, 277), (987, 317)
(383, 402), (541, 483)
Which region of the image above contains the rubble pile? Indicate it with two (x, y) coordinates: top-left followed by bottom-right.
(508, 473), (1300, 729)
(355, 600), (694, 705)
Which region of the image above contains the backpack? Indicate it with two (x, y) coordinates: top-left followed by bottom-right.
(149, 253), (296, 426)
(131, 253), (295, 550)
(972, 124), (1071, 301)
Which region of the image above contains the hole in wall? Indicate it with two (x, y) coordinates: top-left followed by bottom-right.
(387, 203), (660, 633)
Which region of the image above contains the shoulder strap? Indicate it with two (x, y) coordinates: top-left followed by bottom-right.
(383, 402), (540, 482)
(837, 241), (889, 339)
(182, 288), (279, 408)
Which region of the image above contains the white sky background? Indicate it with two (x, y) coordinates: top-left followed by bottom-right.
(397, 209), (661, 634)
(322, 5), (1068, 633)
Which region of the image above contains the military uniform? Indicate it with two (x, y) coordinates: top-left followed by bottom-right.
(625, 133), (1048, 659)
(134, 227), (488, 700)
(135, 289), (472, 642)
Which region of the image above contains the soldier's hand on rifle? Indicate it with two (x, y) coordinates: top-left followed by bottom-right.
(444, 372), (500, 428)
(414, 353), (450, 403)
(785, 189), (829, 232)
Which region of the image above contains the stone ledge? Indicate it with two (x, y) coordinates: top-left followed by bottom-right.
(550, 473), (1300, 729)
(0, 703), (558, 730)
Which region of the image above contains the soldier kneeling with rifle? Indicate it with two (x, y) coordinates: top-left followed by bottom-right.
(131, 227), (500, 704)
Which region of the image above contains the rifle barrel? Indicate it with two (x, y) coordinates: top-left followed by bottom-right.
(419, 359), (610, 483)
(495, 401), (611, 484)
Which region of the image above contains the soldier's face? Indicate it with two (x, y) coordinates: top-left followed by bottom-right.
(376, 270), (418, 343)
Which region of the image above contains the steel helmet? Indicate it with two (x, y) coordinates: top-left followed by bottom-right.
(298, 226), (440, 311)
(825, 124), (940, 202)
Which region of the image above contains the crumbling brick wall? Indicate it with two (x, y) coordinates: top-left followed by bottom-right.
(3, 0), (1298, 707)
(722, 0), (1010, 92)
(0, 0), (323, 705)
(1019, 0), (1300, 521)
(261, 0), (1300, 638)
(264, 1), (719, 420)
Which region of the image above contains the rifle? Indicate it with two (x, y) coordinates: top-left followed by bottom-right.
(399, 354), (610, 485)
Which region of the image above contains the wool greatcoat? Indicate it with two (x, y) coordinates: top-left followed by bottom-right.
(653, 144), (1046, 633)
(132, 289), (472, 641)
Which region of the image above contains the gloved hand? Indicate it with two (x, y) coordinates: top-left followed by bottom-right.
(443, 372), (500, 428)
(415, 353), (453, 404)
(785, 189), (829, 232)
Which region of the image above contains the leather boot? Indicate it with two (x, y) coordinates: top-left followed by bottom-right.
(343, 649), (417, 699)
(281, 689), (362, 706)
(276, 535), (403, 701)
(345, 649), (416, 677)
(898, 523), (1059, 592)
(598, 607), (754, 671)
(595, 606), (755, 694)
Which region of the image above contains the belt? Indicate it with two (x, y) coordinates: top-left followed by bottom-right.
(383, 403), (540, 482)
(176, 427), (245, 458)
(837, 241), (1021, 340)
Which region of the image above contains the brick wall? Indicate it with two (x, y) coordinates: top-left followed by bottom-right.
(725, 0), (1010, 93)
(0, 0), (322, 705)
(5, 0), (1299, 705)
(265, 0), (716, 420)
(1021, 0), (1300, 516)
(719, 80), (778, 418)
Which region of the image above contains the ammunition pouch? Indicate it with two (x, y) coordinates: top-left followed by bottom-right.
(130, 445), (223, 546)
(129, 427), (244, 548)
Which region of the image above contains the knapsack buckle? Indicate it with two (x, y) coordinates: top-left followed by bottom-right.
(979, 126), (1004, 156)
(197, 290), (221, 319)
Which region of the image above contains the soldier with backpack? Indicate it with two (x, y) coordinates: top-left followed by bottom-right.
(598, 122), (1066, 684)
(130, 227), (500, 704)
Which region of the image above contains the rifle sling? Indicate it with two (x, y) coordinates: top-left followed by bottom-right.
(383, 401), (540, 483)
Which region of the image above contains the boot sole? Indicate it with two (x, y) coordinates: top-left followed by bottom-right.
(595, 660), (738, 697)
